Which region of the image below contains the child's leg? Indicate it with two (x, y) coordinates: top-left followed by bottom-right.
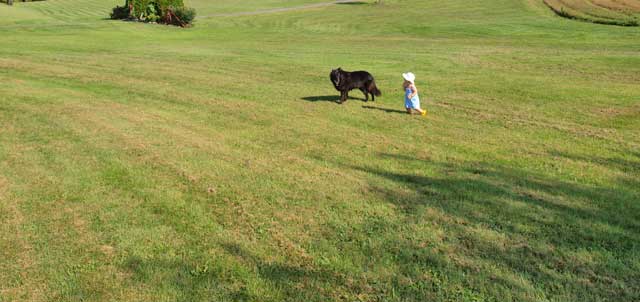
(410, 99), (424, 115)
(405, 107), (413, 114)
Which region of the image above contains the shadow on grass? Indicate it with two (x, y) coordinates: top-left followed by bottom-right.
(118, 151), (639, 301)
(369, 153), (639, 244)
(124, 255), (254, 301)
(301, 95), (340, 103)
(336, 1), (369, 5)
(301, 95), (368, 103)
(549, 150), (640, 182)
(122, 242), (354, 301)
(333, 153), (640, 300)
(219, 243), (353, 299)
(362, 105), (406, 114)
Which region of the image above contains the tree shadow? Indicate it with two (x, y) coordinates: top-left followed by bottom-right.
(121, 242), (360, 301)
(362, 105), (406, 114)
(549, 150), (640, 185)
(220, 243), (345, 290)
(365, 153), (639, 240)
(334, 153), (640, 300)
(115, 150), (639, 301)
(218, 242), (372, 301)
(123, 255), (254, 301)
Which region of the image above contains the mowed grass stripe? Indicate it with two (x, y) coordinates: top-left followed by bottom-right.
(0, 82), (367, 300)
(0, 86), (264, 299)
(0, 122), (49, 301)
(19, 0), (117, 21)
(0, 101), (124, 300)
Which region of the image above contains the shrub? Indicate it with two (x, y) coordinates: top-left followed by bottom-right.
(110, 5), (130, 20)
(157, 0), (184, 14)
(130, 0), (183, 18)
(171, 6), (196, 25)
(111, 0), (195, 27)
(146, 14), (159, 22)
(144, 2), (159, 22)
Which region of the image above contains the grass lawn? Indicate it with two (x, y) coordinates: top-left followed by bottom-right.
(1, 0), (639, 301)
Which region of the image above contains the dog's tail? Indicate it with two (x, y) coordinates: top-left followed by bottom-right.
(369, 81), (382, 97)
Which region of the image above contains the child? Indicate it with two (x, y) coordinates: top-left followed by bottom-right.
(402, 72), (426, 116)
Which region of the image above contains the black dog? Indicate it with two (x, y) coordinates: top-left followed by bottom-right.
(330, 68), (381, 104)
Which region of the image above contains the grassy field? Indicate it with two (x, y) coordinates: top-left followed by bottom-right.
(1, 0), (640, 301)
(543, 0), (640, 25)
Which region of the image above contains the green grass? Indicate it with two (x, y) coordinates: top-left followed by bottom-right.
(1, 0), (639, 301)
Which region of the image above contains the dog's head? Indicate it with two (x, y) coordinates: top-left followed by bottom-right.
(330, 68), (342, 88)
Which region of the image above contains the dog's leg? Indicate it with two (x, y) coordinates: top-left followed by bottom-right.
(360, 88), (369, 102)
(340, 91), (347, 103)
(368, 82), (378, 102)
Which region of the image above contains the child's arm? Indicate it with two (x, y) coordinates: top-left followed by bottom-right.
(409, 85), (418, 98)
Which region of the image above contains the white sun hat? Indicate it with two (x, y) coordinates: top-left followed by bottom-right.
(402, 72), (416, 83)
